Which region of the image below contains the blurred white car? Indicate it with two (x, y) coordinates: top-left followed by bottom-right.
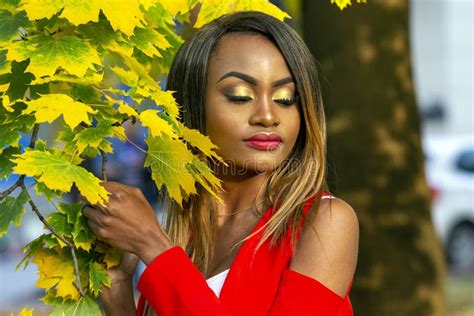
(423, 134), (474, 270)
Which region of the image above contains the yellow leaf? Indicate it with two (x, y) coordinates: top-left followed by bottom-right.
(140, 109), (176, 139)
(117, 101), (139, 117)
(1, 94), (14, 112)
(7, 35), (101, 78)
(110, 66), (139, 87)
(11, 307), (33, 316)
(145, 135), (197, 206)
(135, 87), (180, 120)
(112, 126), (127, 142)
(33, 248), (80, 300)
(0, 83), (10, 93)
(22, 94), (96, 129)
(178, 122), (223, 162)
(18, 0), (64, 20)
(12, 149), (109, 205)
(194, 0), (290, 28)
(331, 0), (367, 10)
(60, 0), (101, 25)
(100, 0), (144, 36)
(140, 0), (189, 16)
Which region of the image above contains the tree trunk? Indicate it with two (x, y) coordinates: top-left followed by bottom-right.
(301, 1), (446, 315)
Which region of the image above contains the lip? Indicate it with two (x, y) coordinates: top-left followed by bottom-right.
(243, 132), (282, 150)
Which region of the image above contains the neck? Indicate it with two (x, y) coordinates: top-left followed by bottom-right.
(212, 167), (269, 218)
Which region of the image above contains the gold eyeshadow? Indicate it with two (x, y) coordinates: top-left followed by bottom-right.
(227, 85), (254, 98)
(272, 89), (295, 102)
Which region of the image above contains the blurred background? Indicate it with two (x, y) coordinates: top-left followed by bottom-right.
(0, 0), (472, 315)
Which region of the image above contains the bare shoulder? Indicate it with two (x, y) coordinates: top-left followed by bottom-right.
(289, 197), (359, 298)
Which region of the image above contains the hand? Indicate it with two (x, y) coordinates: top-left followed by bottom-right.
(82, 181), (173, 264)
(107, 250), (140, 284)
(100, 250), (139, 316)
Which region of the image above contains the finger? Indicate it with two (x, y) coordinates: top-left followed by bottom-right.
(83, 206), (108, 226)
(87, 219), (104, 240)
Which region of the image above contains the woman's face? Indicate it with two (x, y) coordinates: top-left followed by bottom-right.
(205, 33), (301, 175)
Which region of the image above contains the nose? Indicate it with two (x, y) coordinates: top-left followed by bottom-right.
(248, 97), (280, 127)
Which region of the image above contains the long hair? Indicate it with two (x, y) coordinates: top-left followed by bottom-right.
(163, 11), (328, 276)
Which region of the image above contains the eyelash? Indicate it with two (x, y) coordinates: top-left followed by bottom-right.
(225, 95), (299, 106)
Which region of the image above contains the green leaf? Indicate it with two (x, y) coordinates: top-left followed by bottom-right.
(34, 181), (61, 202)
(12, 149), (109, 205)
(0, 190), (29, 237)
(130, 27), (171, 58)
(46, 212), (72, 239)
(0, 10), (30, 45)
(0, 146), (19, 179)
(17, 233), (47, 270)
(57, 202), (95, 251)
(144, 135), (196, 206)
(73, 120), (114, 154)
(50, 294), (101, 316)
(88, 261), (110, 296)
(7, 35), (102, 78)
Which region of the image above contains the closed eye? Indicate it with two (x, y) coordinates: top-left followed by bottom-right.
(274, 95), (300, 106)
(225, 94), (253, 103)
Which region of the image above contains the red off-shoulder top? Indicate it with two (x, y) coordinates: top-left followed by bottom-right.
(136, 194), (354, 315)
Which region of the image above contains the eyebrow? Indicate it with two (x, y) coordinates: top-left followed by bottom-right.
(217, 71), (294, 88)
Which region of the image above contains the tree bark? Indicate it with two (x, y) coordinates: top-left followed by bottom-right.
(302, 1), (446, 315)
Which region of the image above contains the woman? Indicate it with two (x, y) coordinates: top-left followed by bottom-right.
(83, 11), (359, 316)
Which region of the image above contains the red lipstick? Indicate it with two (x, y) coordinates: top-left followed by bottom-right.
(243, 133), (282, 150)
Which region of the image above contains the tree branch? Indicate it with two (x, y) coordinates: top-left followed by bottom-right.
(20, 183), (85, 297)
(1, 124), (40, 200)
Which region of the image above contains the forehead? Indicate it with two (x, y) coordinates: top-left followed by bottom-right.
(207, 33), (291, 80)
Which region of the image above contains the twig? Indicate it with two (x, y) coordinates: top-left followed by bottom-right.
(20, 183), (85, 297)
(0, 176), (24, 200)
(99, 149), (107, 181)
(29, 124), (40, 149)
(0, 124), (39, 200)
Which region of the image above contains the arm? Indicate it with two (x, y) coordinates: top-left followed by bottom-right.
(268, 197), (359, 315)
(137, 197), (359, 316)
(99, 252), (140, 316)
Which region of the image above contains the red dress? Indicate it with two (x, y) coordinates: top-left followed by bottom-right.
(136, 194), (354, 315)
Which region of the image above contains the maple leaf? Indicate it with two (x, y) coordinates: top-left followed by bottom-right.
(57, 202), (95, 251)
(88, 261), (110, 296)
(33, 248), (80, 300)
(7, 35), (101, 78)
(0, 10), (30, 46)
(130, 27), (171, 58)
(331, 0), (367, 10)
(140, 109), (177, 139)
(0, 146), (20, 180)
(12, 149), (109, 205)
(50, 294), (101, 316)
(22, 94), (96, 129)
(0, 190), (28, 237)
(144, 135), (197, 206)
(194, 0), (290, 28)
(187, 158), (223, 203)
(73, 121), (114, 154)
(178, 122), (223, 162)
(11, 307), (33, 316)
(100, 0), (144, 36)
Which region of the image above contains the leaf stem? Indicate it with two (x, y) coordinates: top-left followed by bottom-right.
(20, 183), (85, 297)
